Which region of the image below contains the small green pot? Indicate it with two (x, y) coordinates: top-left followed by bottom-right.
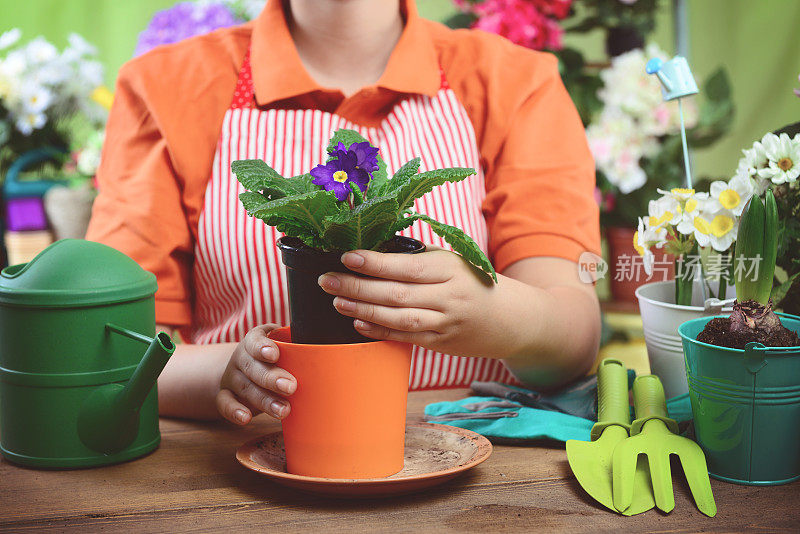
(679, 314), (800, 485)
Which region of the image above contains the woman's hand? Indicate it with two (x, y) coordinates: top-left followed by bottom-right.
(318, 248), (507, 359)
(217, 324), (297, 425)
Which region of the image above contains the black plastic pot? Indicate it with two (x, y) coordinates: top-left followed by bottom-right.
(277, 236), (426, 344)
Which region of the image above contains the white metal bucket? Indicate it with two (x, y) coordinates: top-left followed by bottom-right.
(635, 280), (734, 398)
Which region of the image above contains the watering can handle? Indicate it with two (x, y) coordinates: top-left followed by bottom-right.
(630, 375), (679, 436)
(3, 147), (68, 199)
(590, 358), (631, 440)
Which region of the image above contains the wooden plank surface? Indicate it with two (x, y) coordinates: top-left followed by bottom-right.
(2, 389), (799, 533)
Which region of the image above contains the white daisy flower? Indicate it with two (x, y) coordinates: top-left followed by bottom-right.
(691, 210), (738, 252)
(759, 132), (800, 185)
(0, 67), (20, 102)
(66, 33), (97, 57)
(24, 37), (58, 64)
(0, 28), (21, 50)
(1, 49), (26, 78)
(15, 112), (46, 135)
(18, 82), (52, 114)
(737, 139), (768, 178)
(707, 173), (754, 216)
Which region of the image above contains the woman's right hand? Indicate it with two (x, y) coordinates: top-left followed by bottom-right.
(216, 324), (297, 425)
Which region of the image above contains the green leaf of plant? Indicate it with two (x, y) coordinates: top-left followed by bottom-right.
(389, 212), (419, 235)
(401, 212), (497, 283)
(231, 159), (282, 191)
(239, 189), (343, 249)
(326, 129), (369, 153)
(231, 159), (317, 199)
(371, 157), (421, 198)
(326, 128), (388, 186)
(321, 196), (399, 251)
(349, 181), (364, 207)
(772, 272), (800, 308)
(392, 167), (476, 211)
(703, 67), (731, 103)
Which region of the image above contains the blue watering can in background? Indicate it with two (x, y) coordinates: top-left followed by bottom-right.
(646, 56), (698, 101)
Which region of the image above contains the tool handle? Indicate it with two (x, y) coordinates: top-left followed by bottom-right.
(590, 358), (631, 440)
(631, 375), (678, 435)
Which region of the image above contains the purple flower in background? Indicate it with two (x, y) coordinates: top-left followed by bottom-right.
(335, 141), (380, 173)
(794, 74), (800, 98)
(134, 2), (240, 57)
(310, 149), (371, 201)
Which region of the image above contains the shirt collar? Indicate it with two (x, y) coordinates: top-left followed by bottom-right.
(250, 0), (441, 107)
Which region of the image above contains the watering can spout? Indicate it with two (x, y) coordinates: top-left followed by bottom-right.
(77, 327), (175, 455)
(113, 331), (175, 418)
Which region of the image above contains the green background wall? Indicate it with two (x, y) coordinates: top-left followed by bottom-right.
(1, 0), (799, 180)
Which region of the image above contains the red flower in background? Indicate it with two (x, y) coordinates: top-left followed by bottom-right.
(454, 0), (572, 51)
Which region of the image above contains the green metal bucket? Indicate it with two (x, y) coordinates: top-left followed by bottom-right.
(679, 314), (800, 485)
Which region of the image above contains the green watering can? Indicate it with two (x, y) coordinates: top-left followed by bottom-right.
(0, 239), (175, 468)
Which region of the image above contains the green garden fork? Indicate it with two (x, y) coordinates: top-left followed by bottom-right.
(612, 375), (717, 517)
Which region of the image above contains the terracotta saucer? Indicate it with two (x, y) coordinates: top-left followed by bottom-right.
(236, 422), (492, 498)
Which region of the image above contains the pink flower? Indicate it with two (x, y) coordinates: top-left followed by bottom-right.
(461, 0), (571, 51)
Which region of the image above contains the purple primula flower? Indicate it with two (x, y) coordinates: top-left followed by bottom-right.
(335, 141), (380, 173)
(310, 149), (370, 201)
(134, 2), (240, 57)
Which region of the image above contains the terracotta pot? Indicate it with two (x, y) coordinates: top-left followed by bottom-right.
(606, 226), (675, 303)
(268, 326), (412, 479)
(277, 235), (425, 344)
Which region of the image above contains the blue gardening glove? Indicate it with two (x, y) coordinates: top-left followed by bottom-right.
(424, 393), (693, 443)
(425, 396), (593, 442)
(469, 370), (637, 420)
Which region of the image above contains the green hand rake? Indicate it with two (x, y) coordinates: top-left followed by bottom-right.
(612, 375), (717, 517)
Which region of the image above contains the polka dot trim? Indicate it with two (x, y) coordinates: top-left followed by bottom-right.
(439, 68), (449, 90)
(230, 50), (255, 109)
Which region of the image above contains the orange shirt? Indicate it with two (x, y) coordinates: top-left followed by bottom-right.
(87, 0), (600, 328)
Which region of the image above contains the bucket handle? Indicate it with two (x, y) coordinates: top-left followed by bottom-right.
(744, 342), (767, 374)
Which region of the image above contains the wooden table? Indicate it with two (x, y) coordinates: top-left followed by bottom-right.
(2, 389), (799, 532)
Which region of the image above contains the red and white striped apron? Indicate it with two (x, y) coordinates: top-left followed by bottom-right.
(189, 49), (516, 389)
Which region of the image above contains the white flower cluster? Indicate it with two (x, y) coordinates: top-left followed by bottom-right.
(587, 44), (699, 194)
(634, 177), (753, 274)
(734, 131), (800, 194)
(634, 131), (800, 274)
(0, 29), (105, 137)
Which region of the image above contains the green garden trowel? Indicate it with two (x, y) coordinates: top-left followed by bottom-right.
(566, 359), (655, 515)
(612, 375), (717, 517)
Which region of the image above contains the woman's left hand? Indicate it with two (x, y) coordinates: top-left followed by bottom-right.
(318, 248), (508, 358)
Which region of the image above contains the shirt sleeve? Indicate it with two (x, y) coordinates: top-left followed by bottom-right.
(481, 54), (601, 273)
(86, 61), (194, 327)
